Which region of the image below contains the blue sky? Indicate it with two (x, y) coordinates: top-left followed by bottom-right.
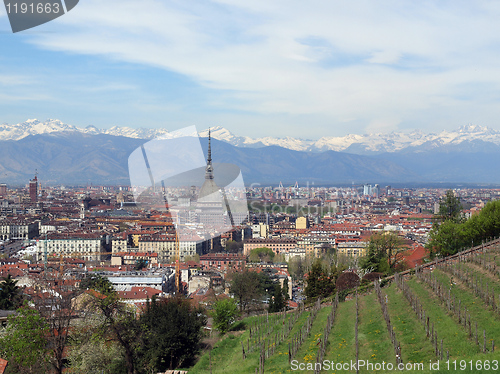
(1, 0), (500, 139)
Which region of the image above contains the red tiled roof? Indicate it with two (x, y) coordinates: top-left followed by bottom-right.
(403, 245), (428, 268)
(0, 358), (8, 374)
(118, 287), (161, 300)
(0, 267), (25, 278)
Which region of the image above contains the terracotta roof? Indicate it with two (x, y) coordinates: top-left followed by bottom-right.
(0, 358), (8, 374)
(118, 287), (161, 300)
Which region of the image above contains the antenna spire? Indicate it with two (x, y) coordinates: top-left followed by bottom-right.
(207, 128), (212, 163)
(205, 128), (214, 180)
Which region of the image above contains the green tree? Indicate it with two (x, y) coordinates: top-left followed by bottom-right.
(0, 274), (23, 310)
(304, 259), (335, 302)
(248, 247), (275, 262)
(85, 289), (141, 374)
(139, 296), (206, 371)
(428, 199), (500, 257)
(229, 270), (262, 313)
(67, 329), (126, 374)
(439, 189), (463, 222)
(360, 231), (405, 274)
(211, 298), (239, 335)
(80, 274), (114, 295)
(282, 277), (290, 302)
(268, 283), (285, 313)
(0, 306), (50, 374)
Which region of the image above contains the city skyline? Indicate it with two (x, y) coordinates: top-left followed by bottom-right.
(2, 1), (500, 139)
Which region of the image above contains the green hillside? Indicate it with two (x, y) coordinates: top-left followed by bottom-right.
(187, 240), (500, 373)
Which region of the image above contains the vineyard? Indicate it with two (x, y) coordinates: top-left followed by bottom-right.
(189, 239), (500, 373)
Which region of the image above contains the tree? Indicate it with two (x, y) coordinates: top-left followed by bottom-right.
(32, 278), (81, 374)
(335, 272), (360, 292)
(282, 277), (290, 302)
(229, 270), (262, 313)
(225, 240), (243, 253)
(211, 298), (239, 335)
(360, 231), (405, 274)
(439, 189), (463, 222)
(80, 273), (114, 295)
(304, 259), (335, 302)
(0, 274), (23, 310)
(67, 329), (126, 374)
(84, 289), (140, 374)
(248, 247), (275, 263)
(268, 283), (285, 313)
(138, 296), (206, 371)
(428, 199), (500, 257)
(0, 305), (50, 374)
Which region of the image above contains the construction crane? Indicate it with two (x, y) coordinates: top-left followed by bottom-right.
(174, 231), (181, 294)
(141, 142), (181, 295)
(160, 182), (181, 295)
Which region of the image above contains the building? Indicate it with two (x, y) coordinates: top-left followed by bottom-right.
(111, 252), (158, 267)
(200, 252), (246, 272)
(107, 272), (172, 292)
(336, 241), (368, 258)
(195, 130), (226, 228)
(37, 232), (105, 261)
(243, 238), (297, 256)
(297, 236), (335, 257)
(251, 223), (268, 238)
(138, 234), (203, 263)
(295, 217), (309, 230)
(29, 175), (38, 202)
(0, 220), (39, 240)
(0, 184), (7, 196)
(111, 232), (128, 253)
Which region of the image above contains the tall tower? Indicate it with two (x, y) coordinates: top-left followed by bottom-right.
(196, 129), (225, 227)
(29, 174), (38, 202)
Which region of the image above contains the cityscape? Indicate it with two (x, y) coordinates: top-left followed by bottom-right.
(1, 131), (500, 372)
(4, 1), (500, 373)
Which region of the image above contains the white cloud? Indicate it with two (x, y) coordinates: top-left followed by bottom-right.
(18, 0), (500, 136)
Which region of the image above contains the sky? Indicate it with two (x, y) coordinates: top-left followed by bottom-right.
(1, 0), (500, 139)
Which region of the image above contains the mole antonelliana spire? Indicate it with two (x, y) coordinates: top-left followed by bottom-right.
(205, 128), (214, 180)
(198, 128), (220, 201)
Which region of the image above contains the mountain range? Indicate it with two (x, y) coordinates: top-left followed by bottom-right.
(1, 119), (500, 185)
(2, 119), (500, 154)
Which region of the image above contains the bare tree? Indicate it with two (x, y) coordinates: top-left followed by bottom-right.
(31, 276), (81, 374)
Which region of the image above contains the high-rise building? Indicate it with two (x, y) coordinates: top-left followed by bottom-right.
(0, 183), (6, 196)
(29, 175), (38, 202)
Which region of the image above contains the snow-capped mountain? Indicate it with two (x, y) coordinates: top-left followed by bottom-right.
(0, 119), (171, 141)
(1, 119), (500, 154)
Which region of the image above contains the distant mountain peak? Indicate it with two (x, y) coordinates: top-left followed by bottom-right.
(1, 119), (500, 155)
(458, 123), (495, 134)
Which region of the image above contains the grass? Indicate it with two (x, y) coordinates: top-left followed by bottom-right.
(457, 262), (500, 295)
(406, 276), (481, 358)
(292, 306), (332, 367)
(432, 269), (500, 348)
(323, 299), (357, 366)
(357, 292), (394, 366)
(384, 284), (436, 364)
(188, 271), (500, 374)
(258, 309), (312, 374)
(189, 311), (299, 374)
(261, 306), (332, 374)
